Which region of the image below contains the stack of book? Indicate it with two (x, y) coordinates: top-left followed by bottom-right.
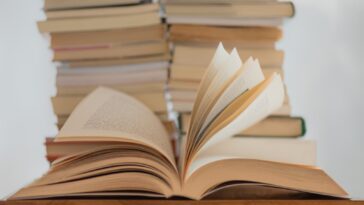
(37, 0), (171, 129)
(163, 0), (303, 138)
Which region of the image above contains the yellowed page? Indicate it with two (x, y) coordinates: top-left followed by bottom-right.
(187, 48), (243, 160)
(187, 137), (316, 178)
(190, 49), (242, 131)
(182, 73), (285, 174)
(199, 58), (264, 136)
(181, 159), (347, 200)
(11, 172), (172, 200)
(56, 87), (175, 168)
(34, 144), (180, 193)
(197, 74), (285, 155)
(188, 43), (228, 126)
(186, 43), (229, 155)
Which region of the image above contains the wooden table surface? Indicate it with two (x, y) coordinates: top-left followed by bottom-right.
(1, 200), (364, 205)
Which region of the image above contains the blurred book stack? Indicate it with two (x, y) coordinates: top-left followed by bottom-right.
(162, 0), (305, 138)
(38, 0), (179, 162)
(37, 0), (171, 129)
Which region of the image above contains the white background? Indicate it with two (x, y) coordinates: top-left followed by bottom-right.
(0, 0), (363, 199)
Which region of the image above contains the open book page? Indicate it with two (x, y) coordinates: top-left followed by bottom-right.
(186, 47), (246, 168)
(56, 87), (176, 168)
(186, 43), (229, 155)
(188, 49), (242, 141)
(197, 57), (264, 139)
(12, 172), (173, 200)
(181, 159), (348, 200)
(190, 73), (284, 161)
(11, 142), (181, 200)
(186, 137), (316, 178)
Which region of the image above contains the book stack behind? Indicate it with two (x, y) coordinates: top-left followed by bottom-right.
(38, 0), (171, 129)
(163, 0), (306, 142)
(38, 0), (179, 162)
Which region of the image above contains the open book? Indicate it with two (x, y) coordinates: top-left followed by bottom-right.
(10, 43), (347, 200)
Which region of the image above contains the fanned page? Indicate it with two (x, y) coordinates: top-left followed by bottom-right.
(186, 43), (229, 157)
(184, 43), (284, 168)
(195, 73), (284, 154)
(56, 87), (175, 167)
(186, 49), (243, 161)
(197, 58), (264, 140)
